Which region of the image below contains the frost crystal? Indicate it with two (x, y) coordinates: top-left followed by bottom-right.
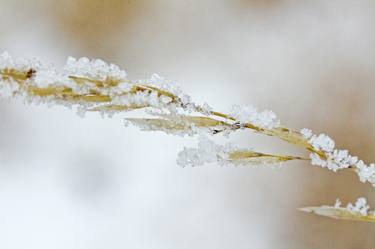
(329, 150), (358, 169)
(309, 133), (335, 153)
(304, 128), (375, 186)
(0, 51), (13, 69)
(199, 102), (213, 115)
(346, 197), (370, 216)
(310, 153), (328, 168)
(334, 199), (341, 208)
(304, 129), (358, 171)
(0, 80), (19, 98)
(300, 128), (313, 139)
(64, 56), (127, 80)
(177, 136), (223, 167)
(310, 149), (358, 172)
(230, 105), (280, 129)
(34, 68), (75, 88)
(0, 51), (40, 71)
(355, 161), (375, 186)
(148, 74), (181, 96)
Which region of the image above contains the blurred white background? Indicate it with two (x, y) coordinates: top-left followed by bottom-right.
(1, 0), (375, 248)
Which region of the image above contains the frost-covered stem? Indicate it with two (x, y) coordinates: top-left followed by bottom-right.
(300, 198), (375, 223)
(1, 67), (321, 161)
(0, 53), (367, 173)
(191, 103), (326, 159)
(1, 52), (375, 223)
(0, 62), (315, 157)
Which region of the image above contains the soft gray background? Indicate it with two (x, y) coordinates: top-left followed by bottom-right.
(1, 1), (375, 248)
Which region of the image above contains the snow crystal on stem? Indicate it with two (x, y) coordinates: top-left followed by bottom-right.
(0, 52), (13, 69)
(355, 161), (375, 186)
(177, 136), (222, 167)
(300, 128), (313, 139)
(329, 150), (358, 169)
(302, 128), (375, 186)
(148, 74), (181, 95)
(334, 199), (342, 208)
(310, 153), (328, 168)
(34, 67), (78, 89)
(229, 104), (280, 129)
(64, 56), (127, 81)
(309, 133), (335, 153)
(305, 130), (357, 171)
(346, 197), (371, 216)
(311, 149), (358, 172)
(0, 51), (40, 72)
(146, 73), (198, 112)
(0, 80), (19, 98)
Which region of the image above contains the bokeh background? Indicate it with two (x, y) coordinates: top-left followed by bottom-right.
(1, 0), (375, 248)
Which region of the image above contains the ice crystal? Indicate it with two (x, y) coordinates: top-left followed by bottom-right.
(0, 80), (19, 98)
(355, 160), (375, 186)
(311, 149), (358, 172)
(301, 127), (375, 185)
(300, 128), (313, 139)
(229, 104), (280, 129)
(64, 56), (127, 81)
(177, 136), (222, 167)
(346, 197), (370, 216)
(148, 74), (181, 95)
(334, 199), (341, 208)
(0, 51), (41, 71)
(34, 68), (73, 88)
(310, 153), (328, 167)
(309, 133), (335, 153)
